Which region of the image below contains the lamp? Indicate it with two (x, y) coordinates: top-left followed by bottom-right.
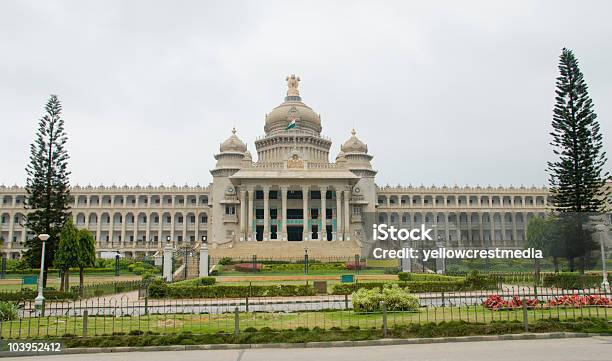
(34, 233), (50, 312)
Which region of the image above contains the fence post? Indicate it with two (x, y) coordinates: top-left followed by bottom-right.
(234, 307), (240, 336)
(245, 296), (249, 312)
(144, 295), (149, 315)
(522, 298), (529, 332)
(83, 310), (89, 337)
(381, 301), (388, 337)
(344, 294), (349, 310)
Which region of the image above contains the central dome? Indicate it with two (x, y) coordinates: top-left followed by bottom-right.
(264, 75), (322, 134)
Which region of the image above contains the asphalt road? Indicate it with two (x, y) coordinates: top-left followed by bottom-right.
(3, 336), (612, 361)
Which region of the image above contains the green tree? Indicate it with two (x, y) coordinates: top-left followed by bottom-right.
(526, 216), (555, 282)
(23, 95), (72, 287)
(75, 229), (96, 291)
(55, 219), (79, 291)
(547, 48), (610, 273)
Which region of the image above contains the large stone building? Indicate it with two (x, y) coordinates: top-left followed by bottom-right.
(0, 75), (610, 260)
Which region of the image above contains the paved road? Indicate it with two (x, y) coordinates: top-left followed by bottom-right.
(3, 336), (612, 361)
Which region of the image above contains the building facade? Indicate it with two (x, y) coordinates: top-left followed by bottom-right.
(0, 75), (609, 260)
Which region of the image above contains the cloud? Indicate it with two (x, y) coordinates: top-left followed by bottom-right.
(0, 0), (610, 187)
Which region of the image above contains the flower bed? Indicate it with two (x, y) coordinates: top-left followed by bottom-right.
(482, 294), (611, 310)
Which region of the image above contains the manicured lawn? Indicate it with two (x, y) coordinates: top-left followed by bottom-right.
(2, 305), (609, 339)
(0, 274), (142, 292)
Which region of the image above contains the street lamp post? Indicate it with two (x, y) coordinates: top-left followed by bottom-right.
(594, 224), (609, 292)
(34, 233), (50, 312)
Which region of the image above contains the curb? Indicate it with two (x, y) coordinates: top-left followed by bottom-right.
(0, 332), (606, 357)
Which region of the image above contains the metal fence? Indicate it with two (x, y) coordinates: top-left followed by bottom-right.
(2, 286), (610, 339)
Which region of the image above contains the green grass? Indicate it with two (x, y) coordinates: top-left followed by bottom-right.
(55, 317), (611, 349)
(218, 269), (386, 276)
(2, 305), (610, 339)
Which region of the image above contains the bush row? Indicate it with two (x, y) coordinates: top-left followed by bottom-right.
(542, 273), (602, 289)
(171, 277), (216, 287)
(0, 289), (77, 301)
(331, 276), (498, 295)
(149, 281), (315, 299)
(7, 267), (116, 275)
(397, 272), (463, 282)
(71, 280), (148, 298)
(352, 285), (420, 312)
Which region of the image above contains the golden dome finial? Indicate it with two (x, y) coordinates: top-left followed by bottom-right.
(286, 74), (300, 97)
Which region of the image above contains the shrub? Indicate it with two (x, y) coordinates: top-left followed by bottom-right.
(149, 283), (315, 299)
(542, 273), (601, 289)
(218, 257), (233, 265)
(352, 284), (419, 312)
(331, 280), (480, 295)
(464, 270), (499, 290)
(172, 277), (216, 287)
(0, 301), (19, 321)
(141, 270), (158, 282)
(147, 279), (168, 298)
(261, 262), (346, 273)
(0, 289), (76, 301)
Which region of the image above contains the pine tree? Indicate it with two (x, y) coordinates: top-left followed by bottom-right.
(547, 48), (610, 273)
(23, 95), (72, 287)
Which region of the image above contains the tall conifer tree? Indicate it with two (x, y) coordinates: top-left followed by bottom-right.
(23, 95), (72, 287)
(547, 48), (610, 272)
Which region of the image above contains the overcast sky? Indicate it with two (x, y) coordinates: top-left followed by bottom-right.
(1, 0), (610, 188)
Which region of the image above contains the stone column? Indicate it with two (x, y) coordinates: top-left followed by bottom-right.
(512, 213), (518, 245)
(108, 216), (114, 248)
(321, 188), (327, 241)
(96, 213), (102, 247)
(302, 186), (309, 240)
(248, 189), (254, 241)
(145, 214), (151, 248)
(466, 214), (472, 247)
(170, 212), (175, 246)
(263, 186), (270, 241)
(478, 213), (484, 246)
(7, 212), (14, 247)
(490, 213), (496, 247)
(281, 187), (288, 240)
(239, 189), (246, 241)
(343, 190), (350, 241)
(501, 214), (506, 246)
(336, 190), (342, 241)
(163, 243), (173, 282)
(199, 243), (209, 277)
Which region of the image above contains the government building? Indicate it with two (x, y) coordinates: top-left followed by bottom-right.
(0, 75), (610, 260)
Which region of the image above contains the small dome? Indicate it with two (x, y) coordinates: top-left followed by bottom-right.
(340, 129), (368, 153)
(220, 128), (247, 153)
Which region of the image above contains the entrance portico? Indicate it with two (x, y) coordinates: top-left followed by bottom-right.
(230, 170), (359, 242)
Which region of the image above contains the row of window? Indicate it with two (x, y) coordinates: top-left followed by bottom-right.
(0, 195), (210, 207)
(377, 195), (551, 207)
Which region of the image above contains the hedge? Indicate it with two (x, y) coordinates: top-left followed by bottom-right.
(171, 277), (216, 287)
(71, 280), (147, 298)
(331, 277), (498, 295)
(7, 267), (116, 275)
(149, 282), (315, 299)
(542, 272), (602, 289)
(397, 272), (463, 282)
(0, 289), (76, 301)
